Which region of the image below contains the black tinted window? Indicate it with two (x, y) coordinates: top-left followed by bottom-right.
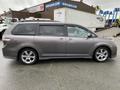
(39, 25), (65, 36)
(12, 24), (35, 35)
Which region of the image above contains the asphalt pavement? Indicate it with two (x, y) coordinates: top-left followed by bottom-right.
(96, 27), (120, 37)
(0, 28), (120, 90)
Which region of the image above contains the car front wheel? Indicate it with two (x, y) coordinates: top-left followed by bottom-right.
(18, 48), (38, 65)
(94, 47), (110, 62)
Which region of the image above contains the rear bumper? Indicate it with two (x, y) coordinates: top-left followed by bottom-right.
(2, 47), (17, 59)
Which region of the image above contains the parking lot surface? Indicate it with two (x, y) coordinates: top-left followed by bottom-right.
(96, 27), (120, 37)
(0, 31), (120, 90)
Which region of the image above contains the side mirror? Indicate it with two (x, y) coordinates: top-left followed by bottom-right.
(87, 33), (93, 38)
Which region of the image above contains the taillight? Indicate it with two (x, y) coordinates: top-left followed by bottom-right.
(2, 37), (11, 46)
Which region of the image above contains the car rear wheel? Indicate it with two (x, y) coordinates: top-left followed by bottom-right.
(18, 48), (38, 65)
(94, 47), (110, 62)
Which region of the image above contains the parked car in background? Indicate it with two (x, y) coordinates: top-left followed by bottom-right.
(2, 21), (117, 65)
(0, 23), (8, 35)
(0, 18), (18, 38)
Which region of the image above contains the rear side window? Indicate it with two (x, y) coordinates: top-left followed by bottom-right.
(39, 25), (65, 36)
(12, 24), (36, 35)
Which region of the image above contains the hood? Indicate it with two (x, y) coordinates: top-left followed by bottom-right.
(97, 36), (114, 41)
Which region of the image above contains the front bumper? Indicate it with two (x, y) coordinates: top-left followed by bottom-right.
(111, 45), (117, 58)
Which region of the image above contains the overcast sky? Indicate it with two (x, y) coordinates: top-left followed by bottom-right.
(0, 0), (120, 14)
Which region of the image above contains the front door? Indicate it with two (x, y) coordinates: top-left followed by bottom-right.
(66, 25), (96, 57)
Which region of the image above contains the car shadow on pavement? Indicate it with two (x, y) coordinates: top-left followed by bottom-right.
(9, 58), (116, 66)
(38, 58), (95, 64)
(38, 58), (115, 64)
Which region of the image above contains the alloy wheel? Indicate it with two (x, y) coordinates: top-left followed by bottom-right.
(20, 49), (38, 64)
(95, 48), (109, 62)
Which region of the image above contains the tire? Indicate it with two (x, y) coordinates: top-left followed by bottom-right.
(0, 30), (6, 39)
(18, 48), (38, 65)
(94, 47), (110, 62)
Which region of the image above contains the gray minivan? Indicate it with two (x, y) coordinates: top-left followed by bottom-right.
(2, 21), (117, 65)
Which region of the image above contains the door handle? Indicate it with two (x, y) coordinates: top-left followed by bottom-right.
(60, 38), (64, 40)
(69, 38), (72, 40)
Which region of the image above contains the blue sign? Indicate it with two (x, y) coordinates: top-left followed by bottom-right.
(114, 8), (120, 12)
(46, 2), (61, 8)
(99, 8), (120, 23)
(99, 8), (120, 15)
(99, 10), (103, 14)
(62, 2), (77, 8)
(46, 1), (77, 9)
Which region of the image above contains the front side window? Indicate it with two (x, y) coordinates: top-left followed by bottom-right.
(67, 26), (91, 38)
(12, 24), (35, 35)
(39, 25), (65, 36)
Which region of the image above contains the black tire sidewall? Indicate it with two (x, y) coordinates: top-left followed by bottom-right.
(0, 30), (6, 39)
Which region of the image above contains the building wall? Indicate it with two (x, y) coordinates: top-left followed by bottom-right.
(1, 0), (95, 20)
(41, 6), (60, 20)
(40, 0), (95, 20)
(2, 11), (39, 19)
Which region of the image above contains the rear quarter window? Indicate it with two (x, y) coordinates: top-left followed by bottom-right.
(12, 24), (36, 35)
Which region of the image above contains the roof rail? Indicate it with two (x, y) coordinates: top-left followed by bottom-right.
(21, 20), (59, 22)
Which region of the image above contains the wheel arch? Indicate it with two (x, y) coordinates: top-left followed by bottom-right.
(92, 45), (112, 58)
(17, 47), (39, 60)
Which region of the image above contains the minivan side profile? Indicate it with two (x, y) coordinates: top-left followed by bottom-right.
(2, 21), (117, 65)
